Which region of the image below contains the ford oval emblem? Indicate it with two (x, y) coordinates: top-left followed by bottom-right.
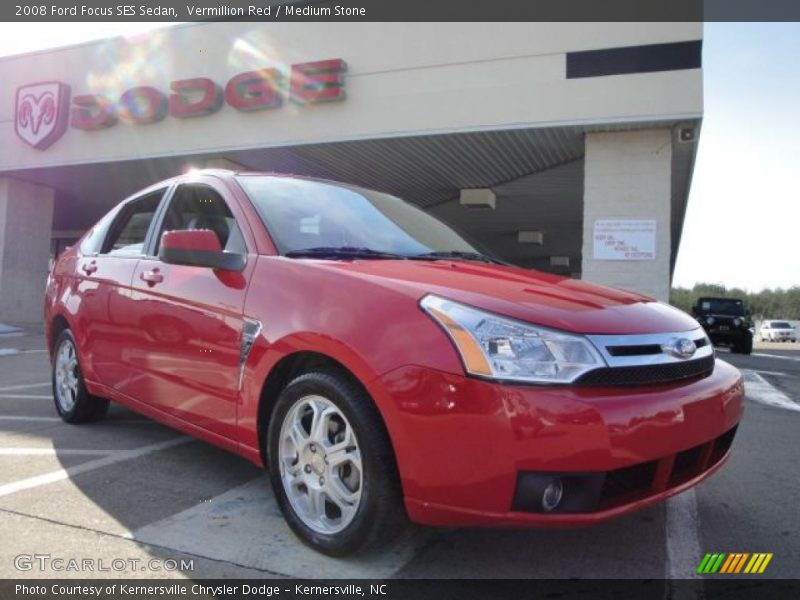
(664, 337), (697, 359)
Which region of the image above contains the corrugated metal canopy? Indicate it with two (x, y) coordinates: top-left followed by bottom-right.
(8, 119), (699, 276)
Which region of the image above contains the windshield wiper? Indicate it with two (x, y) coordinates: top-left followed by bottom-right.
(284, 246), (409, 260)
(410, 250), (508, 265)
(284, 247), (509, 265)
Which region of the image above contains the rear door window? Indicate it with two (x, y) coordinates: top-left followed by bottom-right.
(102, 191), (165, 256)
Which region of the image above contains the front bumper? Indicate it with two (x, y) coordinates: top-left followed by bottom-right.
(375, 359), (744, 526)
(769, 334), (795, 341)
(706, 328), (750, 344)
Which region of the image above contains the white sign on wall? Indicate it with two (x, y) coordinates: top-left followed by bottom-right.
(593, 219), (656, 260)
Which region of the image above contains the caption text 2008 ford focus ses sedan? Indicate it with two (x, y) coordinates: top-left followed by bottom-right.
(45, 171), (744, 555)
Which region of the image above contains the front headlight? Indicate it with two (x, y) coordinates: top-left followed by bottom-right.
(420, 295), (605, 384)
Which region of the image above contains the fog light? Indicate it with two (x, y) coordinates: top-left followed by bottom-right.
(542, 478), (563, 512)
(706, 317), (715, 325)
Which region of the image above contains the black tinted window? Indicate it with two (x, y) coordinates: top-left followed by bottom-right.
(102, 191), (164, 256)
(698, 299), (745, 316)
(80, 209), (117, 255)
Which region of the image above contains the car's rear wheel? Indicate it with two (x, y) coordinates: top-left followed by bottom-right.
(52, 329), (109, 423)
(267, 371), (406, 556)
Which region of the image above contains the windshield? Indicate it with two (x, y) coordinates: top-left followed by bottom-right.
(236, 176), (479, 257)
(698, 298), (745, 316)
(770, 321), (792, 329)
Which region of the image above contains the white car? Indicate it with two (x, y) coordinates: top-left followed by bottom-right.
(759, 320), (797, 342)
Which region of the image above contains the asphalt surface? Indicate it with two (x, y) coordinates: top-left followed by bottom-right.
(0, 326), (798, 580)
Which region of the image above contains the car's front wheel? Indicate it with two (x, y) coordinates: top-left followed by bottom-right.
(267, 371), (406, 556)
(52, 329), (109, 423)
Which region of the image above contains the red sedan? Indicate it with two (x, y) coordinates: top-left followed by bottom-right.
(45, 171), (744, 555)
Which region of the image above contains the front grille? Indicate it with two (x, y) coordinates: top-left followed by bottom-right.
(512, 426), (739, 514)
(607, 336), (708, 357)
(600, 461), (658, 502)
(575, 354), (715, 387)
(669, 443), (705, 486)
(607, 343), (663, 357)
(710, 425), (738, 465)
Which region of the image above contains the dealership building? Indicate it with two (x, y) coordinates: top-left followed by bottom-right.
(0, 22), (703, 322)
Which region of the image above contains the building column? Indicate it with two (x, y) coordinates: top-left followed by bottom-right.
(0, 178), (54, 323)
(580, 129), (672, 301)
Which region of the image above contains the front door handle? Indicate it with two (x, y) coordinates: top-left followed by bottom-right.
(81, 261), (97, 275)
(140, 268), (164, 285)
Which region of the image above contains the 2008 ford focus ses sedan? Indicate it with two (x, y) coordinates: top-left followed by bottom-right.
(45, 170), (744, 555)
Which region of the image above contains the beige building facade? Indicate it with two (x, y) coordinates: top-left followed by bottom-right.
(0, 22), (703, 321)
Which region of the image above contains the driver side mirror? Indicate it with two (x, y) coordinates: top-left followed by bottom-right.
(159, 230), (245, 271)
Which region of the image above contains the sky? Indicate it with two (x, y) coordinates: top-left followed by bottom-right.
(673, 23), (800, 291)
(0, 22), (797, 292)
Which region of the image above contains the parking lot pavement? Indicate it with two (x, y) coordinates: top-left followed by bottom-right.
(1, 328), (799, 580)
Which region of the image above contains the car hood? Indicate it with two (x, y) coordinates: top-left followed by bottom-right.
(305, 259), (700, 335)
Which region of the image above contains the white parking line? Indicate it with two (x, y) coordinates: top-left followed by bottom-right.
(751, 352), (800, 362)
(0, 415), (156, 425)
(752, 369), (791, 378)
(0, 448), (117, 456)
(743, 370), (800, 412)
(0, 349), (47, 356)
(0, 416), (61, 422)
(665, 489), (703, 581)
(0, 394), (52, 400)
(0, 382), (50, 392)
(0, 437), (191, 498)
(132, 478), (425, 578)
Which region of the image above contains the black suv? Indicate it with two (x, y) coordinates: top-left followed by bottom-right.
(692, 297), (753, 354)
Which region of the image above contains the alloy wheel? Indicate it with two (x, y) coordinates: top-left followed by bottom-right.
(278, 395), (363, 534)
(55, 338), (79, 413)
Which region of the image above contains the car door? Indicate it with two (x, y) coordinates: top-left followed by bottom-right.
(126, 178), (256, 438)
(75, 189), (167, 389)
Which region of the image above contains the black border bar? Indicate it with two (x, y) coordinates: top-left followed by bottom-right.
(2, 579), (800, 600)
(5, 0), (800, 22)
(567, 41), (703, 79)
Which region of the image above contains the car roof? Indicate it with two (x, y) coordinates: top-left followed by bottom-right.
(196, 169), (355, 188)
(117, 169), (362, 208)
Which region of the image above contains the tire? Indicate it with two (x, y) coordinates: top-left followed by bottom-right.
(740, 334), (753, 355)
(52, 329), (109, 423)
(267, 371), (407, 556)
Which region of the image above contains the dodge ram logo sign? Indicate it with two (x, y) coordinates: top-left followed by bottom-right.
(14, 59), (346, 151)
(14, 81), (71, 150)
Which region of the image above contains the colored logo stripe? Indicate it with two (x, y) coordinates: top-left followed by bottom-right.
(698, 553), (773, 574)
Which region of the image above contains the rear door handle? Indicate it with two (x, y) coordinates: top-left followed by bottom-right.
(81, 261), (97, 275)
(140, 269), (164, 285)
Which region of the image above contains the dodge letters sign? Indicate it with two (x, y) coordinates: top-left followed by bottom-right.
(14, 59), (346, 150)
